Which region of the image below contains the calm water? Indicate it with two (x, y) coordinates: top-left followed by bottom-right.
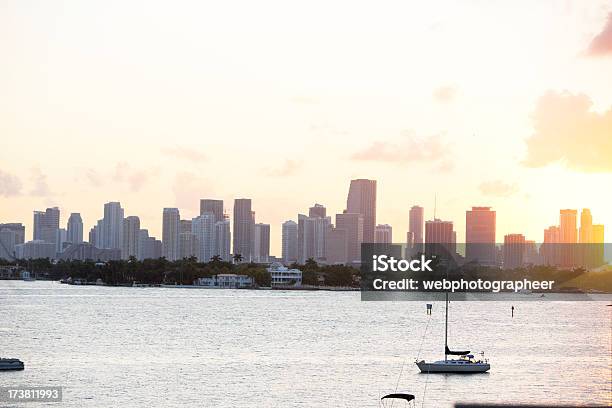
(1, 281), (610, 407)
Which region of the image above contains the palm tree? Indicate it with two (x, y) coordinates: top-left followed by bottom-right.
(210, 255), (222, 264)
(232, 253), (243, 264)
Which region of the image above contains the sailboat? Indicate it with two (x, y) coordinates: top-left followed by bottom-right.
(416, 293), (490, 373)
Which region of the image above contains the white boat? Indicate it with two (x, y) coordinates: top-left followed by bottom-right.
(416, 293), (490, 374)
(0, 358), (25, 371)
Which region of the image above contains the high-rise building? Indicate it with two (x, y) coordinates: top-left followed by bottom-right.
(95, 219), (105, 248)
(346, 179), (376, 244)
(325, 227), (348, 265)
(335, 212), (363, 264)
(0, 223), (25, 245)
(233, 199), (253, 262)
(559, 209), (577, 243)
(121, 216), (140, 259)
(309, 204), (326, 218)
(214, 218), (231, 261)
(503, 234), (525, 269)
(66, 213), (83, 244)
(200, 199), (224, 223)
(409, 206), (424, 251)
(253, 223), (270, 263)
(33, 207), (60, 246)
(192, 213), (215, 262)
(298, 214), (331, 263)
(425, 219), (455, 256)
(179, 219), (193, 234)
(579, 209), (593, 243)
(465, 207), (496, 265)
(0, 223), (25, 261)
(375, 224), (392, 244)
(0, 229), (17, 260)
(542, 225), (561, 266)
(162, 208), (180, 261)
(56, 228), (67, 253)
(137, 229), (162, 260)
(281, 220), (298, 264)
(179, 232), (198, 259)
(102, 202), (124, 249)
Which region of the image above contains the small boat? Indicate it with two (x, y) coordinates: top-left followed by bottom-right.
(416, 293), (490, 374)
(380, 393), (416, 407)
(0, 358), (25, 371)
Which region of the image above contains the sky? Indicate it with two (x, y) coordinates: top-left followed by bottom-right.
(1, 0), (612, 255)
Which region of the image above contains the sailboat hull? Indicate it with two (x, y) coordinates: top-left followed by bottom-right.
(416, 360), (490, 373)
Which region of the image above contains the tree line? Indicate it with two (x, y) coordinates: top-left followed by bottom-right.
(0, 256), (360, 287)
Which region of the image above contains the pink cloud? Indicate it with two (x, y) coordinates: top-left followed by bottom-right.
(587, 12), (612, 56)
(262, 160), (301, 177)
(351, 133), (452, 167)
(0, 170), (22, 197)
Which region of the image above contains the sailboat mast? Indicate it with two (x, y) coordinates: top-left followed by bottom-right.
(444, 291), (448, 361)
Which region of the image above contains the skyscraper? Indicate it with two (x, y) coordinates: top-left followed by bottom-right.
(375, 224), (393, 244)
(162, 208), (180, 261)
(425, 219), (455, 256)
(281, 220), (298, 264)
(503, 234), (525, 269)
(579, 209), (593, 243)
(542, 225), (561, 266)
(179, 219), (193, 234)
(200, 199), (224, 223)
(253, 223), (270, 263)
(325, 227), (348, 265)
(308, 203), (326, 218)
(192, 212), (215, 262)
(66, 213), (83, 244)
(298, 214), (331, 263)
(559, 209), (577, 243)
(178, 232), (198, 259)
(102, 202), (124, 249)
(346, 179), (376, 244)
(335, 212), (363, 264)
(0, 223), (25, 245)
(233, 199), (253, 262)
(121, 216), (140, 259)
(409, 206), (424, 251)
(465, 207), (496, 265)
(214, 218), (231, 261)
(34, 207), (60, 246)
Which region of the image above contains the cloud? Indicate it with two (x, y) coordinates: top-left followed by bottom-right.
(172, 172), (214, 212)
(479, 180), (519, 197)
(523, 90), (612, 172)
(0, 170), (22, 197)
(161, 146), (207, 162)
(433, 85), (458, 103)
(29, 167), (51, 197)
(351, 133), (452, 167)
(262, 160), (301, 177)
(113, 162), (155, 192)
(586, 12), (612, 56)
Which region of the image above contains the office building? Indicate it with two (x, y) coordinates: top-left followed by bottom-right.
(465, 207), (496, 265)
(200, 199), (224, 222)
(233, 199), (254, 262)
(346, 179), (376, 243)
(335, 212), (363, 265)
(375, 224), (392, 244)
(121, 216), (140, 259)
(162, 208), (180, 261)
(66, 213), (83, 244)
(281, 220), (298, 264)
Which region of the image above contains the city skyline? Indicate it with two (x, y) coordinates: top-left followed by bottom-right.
(0, 177), (608, 262)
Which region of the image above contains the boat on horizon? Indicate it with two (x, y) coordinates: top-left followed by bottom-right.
(0, 358), (24, 371)
(416, 292), (490, 374)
